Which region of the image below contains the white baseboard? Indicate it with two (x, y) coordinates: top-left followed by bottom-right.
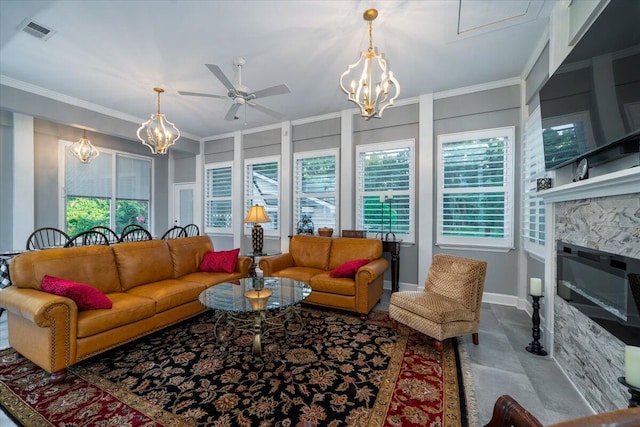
(482, 292), (519, 307)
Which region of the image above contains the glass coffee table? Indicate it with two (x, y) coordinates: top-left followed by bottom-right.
(199, 277), (311, 358)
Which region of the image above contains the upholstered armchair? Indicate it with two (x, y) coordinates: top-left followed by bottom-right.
(389, 254), (487, 353)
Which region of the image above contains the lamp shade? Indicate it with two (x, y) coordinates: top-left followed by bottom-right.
(244, 205), (271, 224)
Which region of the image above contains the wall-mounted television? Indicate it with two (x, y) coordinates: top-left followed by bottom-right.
(539, 0), (640, 170)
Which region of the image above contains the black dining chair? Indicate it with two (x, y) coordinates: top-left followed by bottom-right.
(26, 227), (70, 250)
(121, 224), (145, 235)
(161, 225), (187, 240)
(118, 227), (153, 242)
(183, 224), (200, 237)
(89, 226), (119, 243)
(65, 230), (110, 247)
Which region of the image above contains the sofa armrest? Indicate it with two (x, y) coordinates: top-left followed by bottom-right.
(0, 286), (78, 327)
(236, 256), (252, 277)
(356, 258), (389, 284)
(259, 253), (294, 276)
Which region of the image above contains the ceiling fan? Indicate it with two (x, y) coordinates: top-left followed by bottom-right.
(179, 57), (290, 121)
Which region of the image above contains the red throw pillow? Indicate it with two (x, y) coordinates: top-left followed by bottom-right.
(198, 249), (240, 274)
(41, 275), (112, 310)
(330, 259), (370, 278)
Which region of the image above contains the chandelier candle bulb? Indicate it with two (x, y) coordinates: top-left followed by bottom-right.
(626, 346), (640, 388)
(530, 278), (542, 296)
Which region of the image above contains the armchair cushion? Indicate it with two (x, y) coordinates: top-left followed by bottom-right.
(390, 291), (475, 323)
(330, 259), (370, 278)
(41, 275), (112, 310)
(198, 249), (240, 273)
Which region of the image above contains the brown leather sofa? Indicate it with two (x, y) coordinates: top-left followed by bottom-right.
(258, 235), (388, 316)
(0, 236), (250, 382)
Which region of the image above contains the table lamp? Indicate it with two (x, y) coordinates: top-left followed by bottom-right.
(244, 205), (271, 253)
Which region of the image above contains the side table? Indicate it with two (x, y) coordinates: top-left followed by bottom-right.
(381, 240), (401, 293)
(241, 250), (281, 278)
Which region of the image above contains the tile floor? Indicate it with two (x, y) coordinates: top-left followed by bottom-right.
(0, 294), (593, 426)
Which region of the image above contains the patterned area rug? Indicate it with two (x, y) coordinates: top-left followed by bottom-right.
(0, 308), (474, 426)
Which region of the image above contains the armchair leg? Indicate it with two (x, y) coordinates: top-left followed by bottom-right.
(434, 339), (443, 353)
(50, 369), (67, 383)
(472, 333), (479, 345)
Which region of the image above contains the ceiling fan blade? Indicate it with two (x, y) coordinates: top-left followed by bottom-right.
(224, 103), (242, 121)
(178, 91), (228, 99)
(248, 102), (285, 119)
(205, 64), (236, 93)
(250, 84), (291, 99)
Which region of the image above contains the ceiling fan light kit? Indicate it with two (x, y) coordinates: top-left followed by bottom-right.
(137, 87), (181, 155)
(179, 57), (290, 122)
(340, 8), (400, 120)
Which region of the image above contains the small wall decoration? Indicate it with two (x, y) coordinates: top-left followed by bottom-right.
(536, 178), (552, 191)
(296, 215), (314, 234)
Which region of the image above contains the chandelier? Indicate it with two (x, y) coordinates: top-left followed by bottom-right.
(69, 129), (99, 163)
(339, 8), (400, 119)
(137, 87), (180, 154)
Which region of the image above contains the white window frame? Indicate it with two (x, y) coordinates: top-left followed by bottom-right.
(204, 160), (234, 235)
(58, 141), (154, 233)
(522, 106), (546, 259)
(293, 148), (340, 233)
(436, 127), (515, 251)
(355, 139), (416, 244)
(244, 155), (280, 237)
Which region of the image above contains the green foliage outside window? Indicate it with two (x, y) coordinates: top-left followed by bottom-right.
(66, 197), (148, 236)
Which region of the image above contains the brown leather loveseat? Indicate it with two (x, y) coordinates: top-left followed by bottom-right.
(259, 235), (388, 317)
(0, 236), (250, 382)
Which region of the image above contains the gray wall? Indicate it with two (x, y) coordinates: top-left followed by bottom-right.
(0, 111), (13, 251)
(174, 155), (197, 183)
(433, 85), (522, 295)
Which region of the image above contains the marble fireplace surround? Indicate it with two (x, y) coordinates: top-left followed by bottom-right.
(539, 167), (640, 413)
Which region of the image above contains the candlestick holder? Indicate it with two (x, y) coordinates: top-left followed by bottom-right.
(618, 377), (640, 408)
(526, 294), (547, 356)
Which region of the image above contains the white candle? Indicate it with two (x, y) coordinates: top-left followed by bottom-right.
(379, 194), (386, 203)
(530, 278), (542, 296)
(387, 190), (393, 200)
(626, 345), (640, 388)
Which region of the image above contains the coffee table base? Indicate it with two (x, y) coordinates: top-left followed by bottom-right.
(213, 304), (306, 357)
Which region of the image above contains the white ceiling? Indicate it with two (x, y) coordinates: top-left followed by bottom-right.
(0, 1), (554, 141)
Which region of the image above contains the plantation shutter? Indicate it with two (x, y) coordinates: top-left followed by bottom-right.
(205, 163), (233, 232)
(437, 127), (514, 249)
(523, 106), (546, 252)
(293, 152), (338, 230)
(245, 157), (279, 232)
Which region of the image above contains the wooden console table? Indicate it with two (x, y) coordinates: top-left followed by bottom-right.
(381, 240), (401, 293)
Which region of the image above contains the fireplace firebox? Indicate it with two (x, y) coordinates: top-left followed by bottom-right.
(556, 241), (640, 346)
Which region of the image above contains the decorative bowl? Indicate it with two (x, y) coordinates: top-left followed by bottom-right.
(317, 227), (333, 237)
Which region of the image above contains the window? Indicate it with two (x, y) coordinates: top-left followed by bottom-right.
(523, 106), (546, 256)
(204, 161), (233, 234)
(355, 140), (415, 243)
(245, 156), (279, 235)
(293, 149), (338, 232)
(542, 111), (595, 169)
(436, 127), (514, 250)
(63, 144), (151, 236)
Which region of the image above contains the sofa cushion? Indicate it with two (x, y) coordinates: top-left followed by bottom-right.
(126, 279), (206, 313)
(198, 249), (240, 273)
(76, 292), (157, 338)
(112, 240), (175, 291)
(166, 236), (214, 278)
(310, 272), (356, 296)
(329, 259), (369, 278)
(179, 271), (244, 288)
(272, 266), (325, 284)
(328, 238), (382, 270)
(41, 275), (112, 310)
(9, 245), (121, 293)
(290, 235), (332, 270)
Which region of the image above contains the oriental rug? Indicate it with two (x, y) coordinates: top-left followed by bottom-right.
(0, 308), (477, 427)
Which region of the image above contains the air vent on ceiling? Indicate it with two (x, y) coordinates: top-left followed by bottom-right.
(20, 18), (56, 41)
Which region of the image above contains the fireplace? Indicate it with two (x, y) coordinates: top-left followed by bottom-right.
(556, 241), (640, 346)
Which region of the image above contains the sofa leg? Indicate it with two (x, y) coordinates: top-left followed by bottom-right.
(472, 333), (479, 345)
(50, 369), (67, 383)
(434, 339), (443, 353)
(360, 314), (368, 321)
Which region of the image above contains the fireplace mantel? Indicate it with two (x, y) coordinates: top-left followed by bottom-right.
(538, 167), (640, 203)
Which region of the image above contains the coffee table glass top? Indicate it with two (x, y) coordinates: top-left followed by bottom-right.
(199, 277), (311, 313)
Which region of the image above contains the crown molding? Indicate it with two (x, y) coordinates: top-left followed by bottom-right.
(433, 77), (522, 100)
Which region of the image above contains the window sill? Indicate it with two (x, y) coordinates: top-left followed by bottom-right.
(436, 243), (514, 253)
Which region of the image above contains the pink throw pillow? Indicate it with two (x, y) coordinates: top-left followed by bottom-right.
(330, 259), (370, 278)
(41, 275), (112, 310)
(198, 249), (240, 274)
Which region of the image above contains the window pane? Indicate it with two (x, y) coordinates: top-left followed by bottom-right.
(247, 162), (279, 197)
(296, 156), (336, 194)
(294, 153), (337, 231)
(66, 152), (112, 198)
(442, 139), (506, 188)
(206, 167), (232, 198)
(360, 147), (410, 191)
(115, 199), (149, 233)
(66, 196), (111, 236)
(117, 155), (150, 200)
(295, 197), (335, 229)
(206, 200), (232, 228)
(442, 192), (506, 238)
